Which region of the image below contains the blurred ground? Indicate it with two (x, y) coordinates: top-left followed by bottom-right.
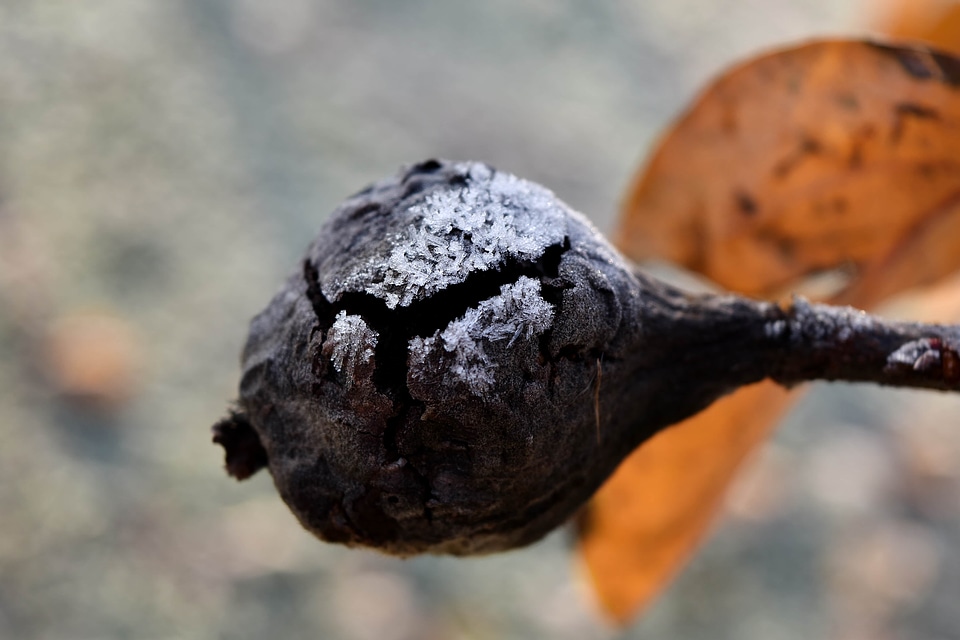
(6, 1), (960, 639)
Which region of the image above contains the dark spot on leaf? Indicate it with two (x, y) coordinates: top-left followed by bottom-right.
(870, 43), (936, 80)
(891, 102), (941, 143)
(773, 135), (822, 179)
(835, 93), (860, 111)
(735, 190), (758, 217)
(869, 42), (960, 88)
(848, 124), (876, 170)
(849, 144), (863, 169)
(721, 106), (738, 134)
(810, 198), (846, 216)
(917, 162), (938, 178)
(931, 51), (960, 87)
(802, 137), (823, 154)
(897, 102), (941, 120)
(757, 230), (796, 261)
(786, 75), (802, 94)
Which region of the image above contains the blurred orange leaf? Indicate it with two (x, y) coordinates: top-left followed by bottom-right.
(580, 39), (960, 624)
(580, 381), (793, 621)
(615, 39), (960, 300)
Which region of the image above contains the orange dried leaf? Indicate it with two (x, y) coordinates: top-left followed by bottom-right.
(616, 40), (960, 300)
(582, 39), (960, 624)
(580, 382), (793, 623)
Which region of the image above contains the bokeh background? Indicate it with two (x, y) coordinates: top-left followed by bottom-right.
(6, 1), (960, 639)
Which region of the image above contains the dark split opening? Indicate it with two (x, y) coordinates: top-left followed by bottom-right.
(304, 236), (570, 457)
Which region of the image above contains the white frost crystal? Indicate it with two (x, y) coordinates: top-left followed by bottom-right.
(360, 164), (567, 309)
(410, 277), (554, 395)
(327, 311), (377, 384)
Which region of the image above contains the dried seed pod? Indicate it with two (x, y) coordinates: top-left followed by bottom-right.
(215, 159), (960, 556)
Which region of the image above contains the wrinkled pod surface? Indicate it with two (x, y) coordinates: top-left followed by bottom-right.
(214, 159), (960, 556)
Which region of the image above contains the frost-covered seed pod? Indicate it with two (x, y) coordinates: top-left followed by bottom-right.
(214, 159), (960, 556)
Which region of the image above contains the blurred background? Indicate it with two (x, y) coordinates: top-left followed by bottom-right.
(6, 1), (960, 639)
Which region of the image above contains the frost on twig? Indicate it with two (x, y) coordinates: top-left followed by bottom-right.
(768, 297), (960, 392)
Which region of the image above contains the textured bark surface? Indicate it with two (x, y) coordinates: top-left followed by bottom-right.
(216, 159), (960, 556)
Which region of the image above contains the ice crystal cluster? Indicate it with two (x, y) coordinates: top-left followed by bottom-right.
(348, 163), (566, 309)
(326, 311), (377, 385)
(409, 276), (555, 394)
